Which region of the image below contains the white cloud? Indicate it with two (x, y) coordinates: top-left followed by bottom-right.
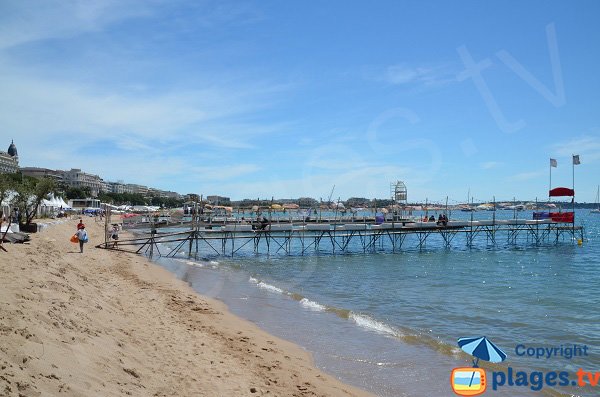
(385, 65), (419, 85)
(383, 64), (455, 86)
(507, 171), (544, 182)
(0, 0), (264, 50)
(208, 164), (414, 200)
(551, 136), (600, 163)
(0, 65), (289, 162)
(481, 161), (501, 169)
(188, 164), (261, 181)
(0, 0), (154, 50)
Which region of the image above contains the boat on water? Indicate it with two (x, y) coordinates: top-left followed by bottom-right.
(592, 185), (600, 214)
(504, 204), (525, 211)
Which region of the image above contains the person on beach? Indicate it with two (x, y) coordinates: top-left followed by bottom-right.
(109, 224), (119, 248)
(77, 219), (85, 230)
(75, 226), (88, 253)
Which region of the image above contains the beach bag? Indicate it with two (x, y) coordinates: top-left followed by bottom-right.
(70, 234), (78, 243)
(82, 232), (89, 243)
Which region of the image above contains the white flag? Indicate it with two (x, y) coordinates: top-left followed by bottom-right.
(550, 158), (557, 167)
(573, 155), (580, 165)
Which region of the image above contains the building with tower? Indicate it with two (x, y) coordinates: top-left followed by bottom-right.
(0, 140), (19, 173)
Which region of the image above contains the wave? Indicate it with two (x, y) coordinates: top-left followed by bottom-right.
(328, 354), (402, 368)
(244, 276), (467, 360)
(349, 312), (400, 337)
(256, 281), (285, 294)
(248, 277), (285, 295)
(173, 257), (216, 268)
(299, 298), (326, 312)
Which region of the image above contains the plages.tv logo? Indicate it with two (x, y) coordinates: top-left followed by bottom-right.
(451, 336), (507, 396)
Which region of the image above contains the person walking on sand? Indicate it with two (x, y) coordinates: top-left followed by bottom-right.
(77, 218), (85, 230)
(75, 226), (88, 253)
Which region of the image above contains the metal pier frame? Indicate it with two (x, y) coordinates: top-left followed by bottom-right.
(97, 221), (585, 258)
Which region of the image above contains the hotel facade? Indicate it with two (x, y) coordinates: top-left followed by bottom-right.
(0, 140), (19, 174)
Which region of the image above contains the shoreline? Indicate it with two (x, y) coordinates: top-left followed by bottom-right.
(0, 218), (374, 397)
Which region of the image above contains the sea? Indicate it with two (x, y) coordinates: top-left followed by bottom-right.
(145, 209), (600, 397)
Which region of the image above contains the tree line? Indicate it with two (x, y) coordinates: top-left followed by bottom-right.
(0, 173), (56, 227)
(0, 173), (186, 227)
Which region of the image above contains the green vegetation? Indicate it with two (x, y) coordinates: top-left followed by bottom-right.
(63, 186), (92, 199)
(1, 173), (56, 226)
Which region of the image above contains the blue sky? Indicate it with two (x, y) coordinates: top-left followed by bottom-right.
(1, 0), (599, 203)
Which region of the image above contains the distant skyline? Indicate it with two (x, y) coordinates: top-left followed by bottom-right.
(1, 1), (599, 203)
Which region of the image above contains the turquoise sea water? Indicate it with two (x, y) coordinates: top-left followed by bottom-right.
(151, 210), (600, 396)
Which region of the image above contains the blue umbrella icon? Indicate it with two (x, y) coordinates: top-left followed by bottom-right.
(458, 336), (507, 386)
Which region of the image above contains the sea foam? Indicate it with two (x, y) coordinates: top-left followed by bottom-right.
(257, 281), (284, 294)
(299, 298), (326, 312)
(349, 312), (398, 337)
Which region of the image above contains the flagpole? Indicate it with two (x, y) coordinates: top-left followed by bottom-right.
(549, 159), (552, 203)
(572, 155), (575, 235)
(572, 155), (575, 196)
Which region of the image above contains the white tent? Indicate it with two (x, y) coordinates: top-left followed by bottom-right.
(1, 191), (16, 221)
(41, 195), (72, 210)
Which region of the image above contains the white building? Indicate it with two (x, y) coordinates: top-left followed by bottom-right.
(161, 190), (181, 199)
(126, 184), (148, 196)
(109, 181), (126, 194)
(61, 168), (103, 197)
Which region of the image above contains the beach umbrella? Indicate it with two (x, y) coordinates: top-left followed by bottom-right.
(458, 336), (507, 365)
(458, 336), (507, 387)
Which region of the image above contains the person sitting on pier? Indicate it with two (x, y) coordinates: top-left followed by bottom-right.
(437, 214), (448, 227)
(259, 217), (269, 230)
(429, 215), (435, 222)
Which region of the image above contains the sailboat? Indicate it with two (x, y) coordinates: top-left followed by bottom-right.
(592, 185), (600, 214)
(460, 188), (476, 212)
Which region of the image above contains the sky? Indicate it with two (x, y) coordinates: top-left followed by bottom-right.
(1, 0), (599, 204)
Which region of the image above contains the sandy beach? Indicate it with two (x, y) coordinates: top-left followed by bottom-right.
(0, 219), (373, 397)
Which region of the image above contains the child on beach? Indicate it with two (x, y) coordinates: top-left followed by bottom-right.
(77, 219), (85, 230)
